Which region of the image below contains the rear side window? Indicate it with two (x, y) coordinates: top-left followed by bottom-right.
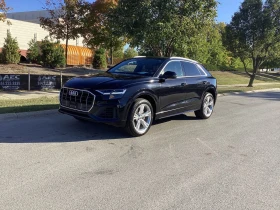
(182, 62), (204, 76)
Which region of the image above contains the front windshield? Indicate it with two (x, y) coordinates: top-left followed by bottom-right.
(108, 58), (166, 76)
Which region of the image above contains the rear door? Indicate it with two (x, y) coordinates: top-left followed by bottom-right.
(181, 61), (208, 110)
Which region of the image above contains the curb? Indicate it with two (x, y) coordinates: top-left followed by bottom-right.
(217, 88), (280, 97)
(0, 109), (58, 121)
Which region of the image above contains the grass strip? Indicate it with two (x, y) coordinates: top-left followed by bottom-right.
(218, 84), (280, 94)
(0, 97), (59, 114)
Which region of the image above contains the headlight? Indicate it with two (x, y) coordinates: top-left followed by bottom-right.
(96, 89), (127, 99)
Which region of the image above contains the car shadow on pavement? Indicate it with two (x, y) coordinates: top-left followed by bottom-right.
(0, 117), (131, 143)
(0, 114), (200, 143)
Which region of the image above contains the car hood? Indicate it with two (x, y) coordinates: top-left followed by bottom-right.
(64, 72), (151, 90)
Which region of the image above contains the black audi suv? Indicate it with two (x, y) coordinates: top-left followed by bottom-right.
(59, 57), (217, 136)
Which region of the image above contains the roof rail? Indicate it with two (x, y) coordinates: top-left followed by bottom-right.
(134, 56), (146, 58)
(170, 57), (198, 63)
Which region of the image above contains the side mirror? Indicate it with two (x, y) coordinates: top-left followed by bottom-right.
(161, 71), (177, 79)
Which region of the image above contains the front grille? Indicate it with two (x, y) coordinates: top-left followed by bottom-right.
(60, 88), (95, 112)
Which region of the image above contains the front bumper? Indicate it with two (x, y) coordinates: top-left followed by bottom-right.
(59, 87), (130, 127)
(59, 106), (127, 127)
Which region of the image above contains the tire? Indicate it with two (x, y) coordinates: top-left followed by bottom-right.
(195, 92), (215, 119)
(125, 98), (153, 137)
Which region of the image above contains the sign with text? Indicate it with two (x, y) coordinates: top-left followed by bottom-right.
(0, 74), (75, 91)
(30, 75), (61, 90)
(0, 74), (28, 90)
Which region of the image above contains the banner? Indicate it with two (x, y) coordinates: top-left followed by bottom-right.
(0, 74), (28, 90)
(31, 75), (61, 90)
(0, 74), (75, 91)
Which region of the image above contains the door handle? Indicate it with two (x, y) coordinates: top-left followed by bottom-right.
(181, 83), (187, 86)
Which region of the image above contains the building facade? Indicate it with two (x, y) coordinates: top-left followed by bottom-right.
(0, 11), (90, 65)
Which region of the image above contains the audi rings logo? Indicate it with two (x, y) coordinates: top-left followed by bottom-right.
(69, 90), (79, 96)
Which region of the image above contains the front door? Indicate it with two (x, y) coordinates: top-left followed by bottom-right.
(156, 61), (188, 118)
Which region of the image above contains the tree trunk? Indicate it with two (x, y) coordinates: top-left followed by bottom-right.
(65, 25), (69, 67)
(248, 74), (256, 87)
(248, 66), (258, 87)
(110, 46), (113, 65)
(65, 37), (68, 66)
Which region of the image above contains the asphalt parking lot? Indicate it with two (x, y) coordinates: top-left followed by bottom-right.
(0, 91), (280, 210)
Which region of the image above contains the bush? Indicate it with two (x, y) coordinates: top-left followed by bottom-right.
(40, 38), (65, 68)
(203, 63), (219, 71)
(93, 48), (107, 69)
(27, 38), (40, 63)
(1, 31), (21, 64)
(124, 48), (138, 59)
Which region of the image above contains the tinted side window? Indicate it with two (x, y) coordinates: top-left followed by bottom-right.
(182, 62), (203, 76)
(161, 61), (184, 77)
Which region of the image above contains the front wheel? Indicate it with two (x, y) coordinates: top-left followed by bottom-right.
(125, 98), (153, 137)
(195, 92), (215, 119)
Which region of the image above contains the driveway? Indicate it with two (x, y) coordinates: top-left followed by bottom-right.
(0, 91), (280, 210)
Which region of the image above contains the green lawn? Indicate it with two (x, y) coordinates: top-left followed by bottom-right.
(211, 71), (280, 85)
(0, 97), (59, 114)
(218, 84), (280, 94)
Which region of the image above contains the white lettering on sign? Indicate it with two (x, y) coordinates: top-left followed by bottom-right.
(38, 75), (57, 89)
(0, 75), (21, 90)
(0, 75), (20, 81)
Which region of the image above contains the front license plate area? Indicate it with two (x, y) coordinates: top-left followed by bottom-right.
(69, 102), (77, 109)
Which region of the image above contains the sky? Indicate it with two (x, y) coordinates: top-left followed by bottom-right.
(7, 0), (241, 23)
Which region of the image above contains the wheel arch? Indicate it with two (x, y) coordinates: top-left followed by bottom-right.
(127, 91), (159, 119)
(204, 86), (217, 104)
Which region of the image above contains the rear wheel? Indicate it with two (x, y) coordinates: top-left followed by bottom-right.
(125, 98), (153, 137)
(195, 92), (215, 119)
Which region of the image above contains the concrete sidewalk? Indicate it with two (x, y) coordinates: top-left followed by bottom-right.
(0, 90), (59, 100)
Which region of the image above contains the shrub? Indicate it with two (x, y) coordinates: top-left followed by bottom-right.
(1, 31), (21, 64)
(203, 63), (219, 71)
(124, 48), (138, 59)
(93, 48), (107, 69)
(27, 38), (40, 63)
(40, 38), (65, 68)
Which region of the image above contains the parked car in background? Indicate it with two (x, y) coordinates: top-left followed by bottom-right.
(59, 57), (217, 136)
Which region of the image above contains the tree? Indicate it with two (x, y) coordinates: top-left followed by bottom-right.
(1, 31), (20, 64)
(224, 0), (280, 87)
(79, 0), (124, 64)
(40, 0), (82, 65)
(93, 48), (107, 69)
(111, 0), (217, 57)
(124, 48), (138, 59)
(0, 0), (10, 22)
(27, 38), (40, 63)
(39, 37), (65, 68)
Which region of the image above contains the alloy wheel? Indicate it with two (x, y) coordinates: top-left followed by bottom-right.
(203, 95), (214, 117)
(133, 104), (152, 135)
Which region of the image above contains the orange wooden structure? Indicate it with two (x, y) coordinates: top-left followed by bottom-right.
(61, 44), (93, 66)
